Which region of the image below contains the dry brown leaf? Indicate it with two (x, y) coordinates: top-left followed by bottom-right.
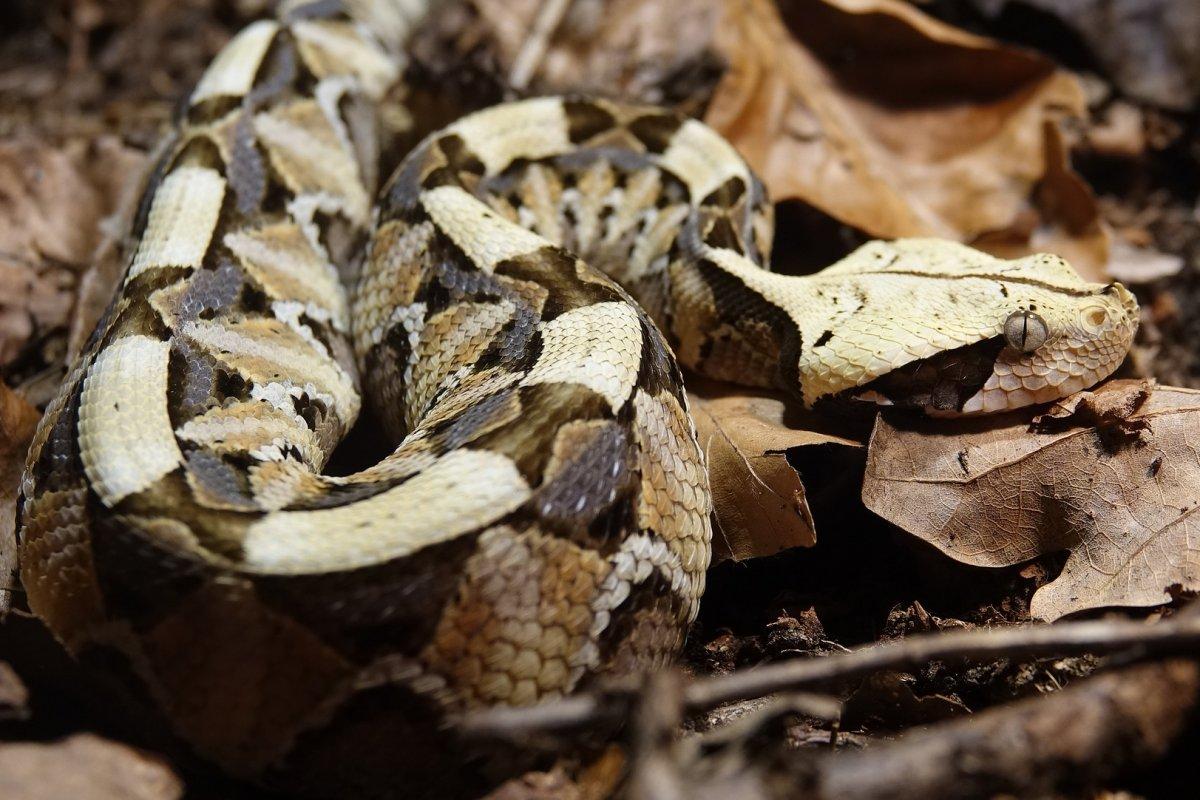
(0, 382), (40, 614)
(0, 142), (99, 365)
(441, 0), (725, 110)
(1105, 237), (1184, 285)
(0, 137), (145, 367)
(862, 380), (1200, 620)
(0, 734), (182, 800)
(972, 122), (1110, 282)
(704, 0), (1105, 273)
(689, 383), (862, 562)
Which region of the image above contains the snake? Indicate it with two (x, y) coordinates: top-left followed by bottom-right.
(15, 0), (1139, 795)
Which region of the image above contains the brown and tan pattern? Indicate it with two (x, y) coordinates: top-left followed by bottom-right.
(17, 0), (1139, 794)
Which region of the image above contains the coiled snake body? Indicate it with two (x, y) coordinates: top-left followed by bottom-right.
(17, 0), (1138, 793)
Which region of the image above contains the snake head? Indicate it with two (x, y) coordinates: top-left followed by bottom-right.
(814, 241), (1140, 416)
(957, 277), (1139, 414)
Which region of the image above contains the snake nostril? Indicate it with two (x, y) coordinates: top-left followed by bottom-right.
(1086, 308), (1107, 327)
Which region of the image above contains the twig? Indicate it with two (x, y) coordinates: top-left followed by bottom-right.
(628, 671), (686, 800)
(459, 613), (1200, 739)
(508, 0), (572, 91)
(694, 692), (842, 750)
(795, 660), (1200, 800)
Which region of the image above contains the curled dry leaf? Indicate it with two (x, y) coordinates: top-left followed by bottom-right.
(0, 734), (182, 800)
(705, 0), (1107, 277)
(1105, 237), (1184, 285)
(688, 383), (862, 562)
(972, 122), (1110, 282)
(863, 380), (1200, 620)
(0, 137), (145, 368)
(0, 142), (99, 365)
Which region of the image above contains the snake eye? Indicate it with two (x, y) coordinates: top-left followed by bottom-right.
(1003, 310), (1048, 353)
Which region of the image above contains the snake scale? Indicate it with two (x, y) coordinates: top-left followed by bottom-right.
(16, 0), (1139, 795)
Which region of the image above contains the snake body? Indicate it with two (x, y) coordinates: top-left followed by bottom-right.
(17, 0), (1138, 794)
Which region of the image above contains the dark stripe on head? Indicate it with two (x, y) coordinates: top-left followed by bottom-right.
(695, 258), (804, 394)
(848, 336), (1007, 412)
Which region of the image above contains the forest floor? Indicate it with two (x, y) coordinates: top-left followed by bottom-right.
(2, 1), (1199, 798)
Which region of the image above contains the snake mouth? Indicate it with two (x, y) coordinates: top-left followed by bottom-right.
(835, 336), (1009, 414)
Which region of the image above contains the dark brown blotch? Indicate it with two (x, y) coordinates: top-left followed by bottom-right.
(628, 112), (684, 154)
(700, 175), (746, 208)
(563, 99), (617, 144)
(494, 246), (622, 320)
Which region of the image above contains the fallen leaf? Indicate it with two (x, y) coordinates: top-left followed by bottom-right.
(689, 381), (862, 562)
(862, 380), (1200, 620)
(705, 0), (1098, 272)
(1033, 378), (1153, 429)
(427, 0), (725, 111)
(1105, 237), (1185, 285)
(1025, 123), (1110, 282)
(0, 142), (98, 365)
(0, 137), (145, 368)
(66, 138), (150, 362)
(969, 0), (1200, 111)
(0, 734), (182, 800)
(968, 121), (1111, 282)
(0, 382), (41, 614)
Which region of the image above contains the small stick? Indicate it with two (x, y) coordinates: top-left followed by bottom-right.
(509, 0), (572, 91)
(460, 613), (1200, 739)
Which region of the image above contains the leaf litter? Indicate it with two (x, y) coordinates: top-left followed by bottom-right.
(864, 381), (1200, 620)
(4, 0), (1200, 797)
